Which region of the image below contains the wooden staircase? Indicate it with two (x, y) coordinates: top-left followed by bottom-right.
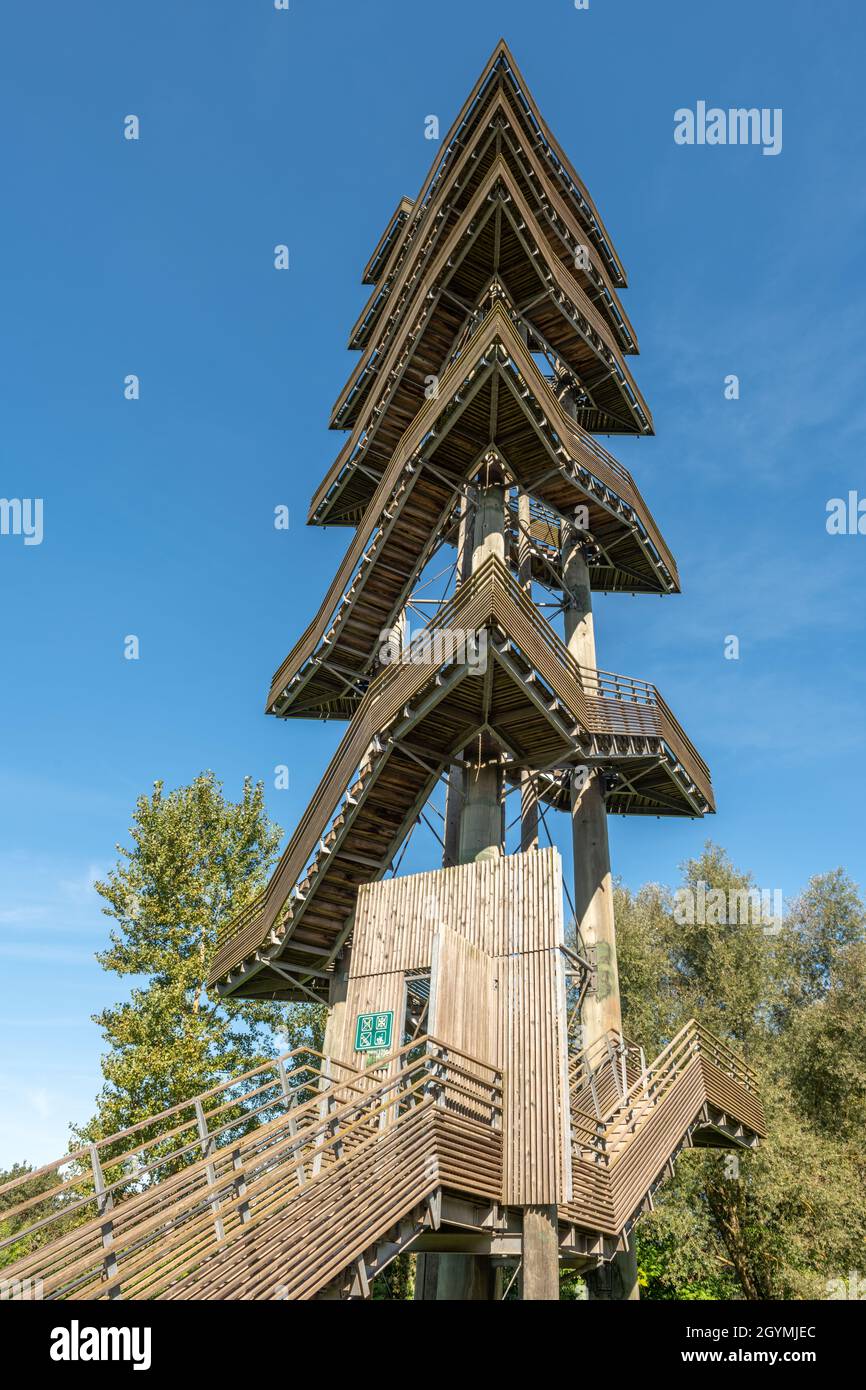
(0, 1023), (764, 1301)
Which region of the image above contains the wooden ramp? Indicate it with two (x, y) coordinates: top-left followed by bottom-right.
(0, 1023), (764, 1301)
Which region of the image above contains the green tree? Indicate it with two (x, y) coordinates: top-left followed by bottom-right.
(75, 772), (324, 1146)
(784, 941), (866, 1141)
(774, 868), (866, 1017)
(619, 846), (866, 1300)
(0, 1162), (70, 1272)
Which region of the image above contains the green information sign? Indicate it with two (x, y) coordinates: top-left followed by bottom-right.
(354, 1010), (394, 1053)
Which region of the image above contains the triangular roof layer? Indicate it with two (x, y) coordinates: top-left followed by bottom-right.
(268, 305), (678, 721)
(379, 41), (629, 293)
(352, 78), (637, 356)
(330, 157), (647, 437)
(312, 169), (653, 527)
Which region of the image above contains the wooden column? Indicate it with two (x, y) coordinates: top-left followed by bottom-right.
(516, 492), (560, 1299)
(414, 1253), (439, 1301)
(436, 1256), (495, 1301)
(434, 477), (505, 1301)
(457, 480), (505, 867)
(561, 524), (622, 1043)
(443, 496), (475, 868)
(322, 946), (351, 1062)
(518, 492), (538, 853)
(561, 518), (638, 1302)
(522, 1205), (560, 1301)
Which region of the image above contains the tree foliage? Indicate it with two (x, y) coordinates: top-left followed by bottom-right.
(620, 844), (866, 1300)
(73, 772), (324, 1147)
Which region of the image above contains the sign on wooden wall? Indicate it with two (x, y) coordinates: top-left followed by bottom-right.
(353, 1010), (394, 1053)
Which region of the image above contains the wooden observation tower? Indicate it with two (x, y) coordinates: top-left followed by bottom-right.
(0, 41), (765, 1306)
(205, 40), (764, 1300)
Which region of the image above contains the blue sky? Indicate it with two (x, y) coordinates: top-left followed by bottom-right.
(2, 0), (865, 1166)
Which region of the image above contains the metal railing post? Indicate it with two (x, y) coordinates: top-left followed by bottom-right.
(230, 1146), (251, 1226)
(311, 1058), (333, 1176)
(277, 1055), (293, 1108)
(89, 1144), (120, 1299)
(639, 1045), (648, 1102)
(194, 1098), (225, 1244)
(618, 1037), (629, 1100)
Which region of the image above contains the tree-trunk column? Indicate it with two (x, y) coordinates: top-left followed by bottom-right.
(516, 495), (560, 1297)
(443, 496), (475, 868)
(518, 492), (539, 853)
(457, 482), (505, 866)
(435, 480), (505, 1301)
(561, 519), (638, 1301)
(522, 1206), (561, 1300)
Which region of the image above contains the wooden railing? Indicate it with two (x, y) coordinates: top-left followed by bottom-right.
(1, 1020), (761, 1299)
(491, 557), (713, 796)
(570, 1020), (762, 1164)
(0, 1038), (500, 1301)
(569, 1030), (645, 1111)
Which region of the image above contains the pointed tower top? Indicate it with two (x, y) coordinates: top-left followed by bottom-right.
(417, 38), (629, 289)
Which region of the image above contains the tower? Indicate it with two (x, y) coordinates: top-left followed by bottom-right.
(207, 42), (762, 1301)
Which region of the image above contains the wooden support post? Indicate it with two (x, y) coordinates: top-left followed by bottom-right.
(522, 1205), (560, 1301)
(561, 516), (639, 1302)
(322, 946), (351, 1061)
(457, 478), (505, 867)
(436, 1254), (496, 1301)
(414, 1253), (440, 1300)
(311, 1057), (334, 1177)
(561, 523), (622, 1046)
(231, 1146), (251, 1225)
(279, 1062), (309, 1190)
(471, 480), (505, 570)
(586, 1239), (640, 1301)
(433, 477), (505, 1301)
(444, 496), (474, 868)
(458, 743), (502, 864)
(518, 491), (539, 853)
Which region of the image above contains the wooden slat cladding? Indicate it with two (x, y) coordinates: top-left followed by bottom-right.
(350, 847), (563, 974)
(335, 851), (571, 1205)
(499, 946), (571, 1205)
